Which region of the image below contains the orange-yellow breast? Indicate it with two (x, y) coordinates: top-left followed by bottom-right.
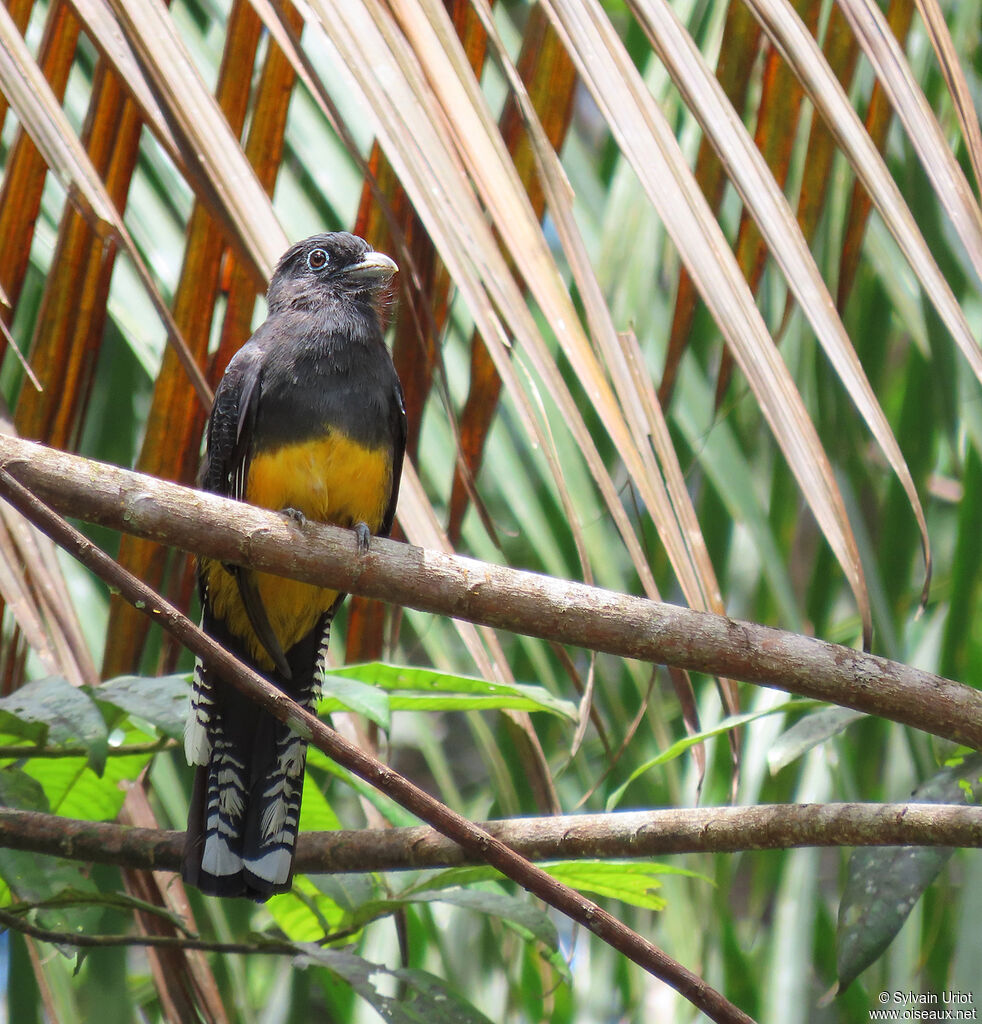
(202, 433), (393, 670)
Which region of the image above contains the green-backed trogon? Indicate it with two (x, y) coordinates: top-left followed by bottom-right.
(182, 232), (406, 900)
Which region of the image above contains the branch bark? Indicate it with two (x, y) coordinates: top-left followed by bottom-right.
(1, 434), (980, 749)
(0, 803), (979, 874)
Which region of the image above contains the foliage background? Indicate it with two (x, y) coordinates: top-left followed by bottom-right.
(0, 0), (979, 1020)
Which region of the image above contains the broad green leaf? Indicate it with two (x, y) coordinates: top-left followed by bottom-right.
(294, 945), (497, 1024)
(20, 735), (151, 821)
(0, 856), (101, 938)
(306, 749), (427, 828)
(409, 860), (709, 914)
(396, 968), (498, 1024)
(298, 771), (342, 833)
(91, 673), (192, 740)
(318, 674), (391, 729)
(309, 873), (378, 914)
(0, 677), (107, 772)
(401, 866), (502, 894)
(322, 663), (576, 719)
(836, 754), (982, 991)
(0, 767), (101, 940)
(266, 875), (347, 943)
(20, 758), (115, 821)
(544, 860), (712, 911)
(0, 764), (49, 812)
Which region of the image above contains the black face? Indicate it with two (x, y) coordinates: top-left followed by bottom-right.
(267, 232), (397, 312)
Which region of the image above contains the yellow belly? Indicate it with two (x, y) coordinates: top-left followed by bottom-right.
(202, 433), (393, 670)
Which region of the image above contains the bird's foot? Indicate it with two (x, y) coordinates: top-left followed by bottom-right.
(281, 507), (306, 527)
(354, 522), (372, 554)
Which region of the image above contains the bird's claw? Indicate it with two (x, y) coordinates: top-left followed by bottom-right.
(354, 522), (371, 554)
(281, 507), (306, 527)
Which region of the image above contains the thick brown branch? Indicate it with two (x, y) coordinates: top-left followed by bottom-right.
(0, 804), (978, 874)
(1, 435), (980, 750)
(0, 462), (751, 1024)
(1, 803), (979, 959)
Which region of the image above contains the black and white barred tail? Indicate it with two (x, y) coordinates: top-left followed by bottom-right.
(182, 614), (332, 900)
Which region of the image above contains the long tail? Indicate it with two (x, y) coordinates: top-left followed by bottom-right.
(183, 615), (330, 901)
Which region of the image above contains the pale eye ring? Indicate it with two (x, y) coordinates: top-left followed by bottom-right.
(307, 248), (329, 271)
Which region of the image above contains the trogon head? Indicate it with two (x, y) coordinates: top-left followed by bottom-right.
(267, 232), (398, 314)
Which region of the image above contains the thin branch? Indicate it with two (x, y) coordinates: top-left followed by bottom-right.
(0, 908), (297, 956)
(0, 464), (753, 1024)
(0, 804), (978, 875)
(0, 436), (979, 751)
(0, 739), (176, 759)
(0, 907), (401, 960)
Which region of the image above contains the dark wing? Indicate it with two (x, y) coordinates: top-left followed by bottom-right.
(201, 344), (262, 500)
(378, 377), (408, 540)
(201, 342), (292, 679)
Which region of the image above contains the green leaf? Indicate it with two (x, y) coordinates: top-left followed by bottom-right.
(319, 674), (391, 729)
(320, 663), (576, 719)
(545, 861), (670, 911)
(401, 866), (502, 894)
(410, 888), (558, 949)
(0, 678), (108, 772)
(295, 873), (568, 979)
(767, 707), (867, 773)
(409, 888), (568, 979)
(91, 673), (191, 740)
(940, 443), (982, 680)
(0, 859), (102, 941)
(308, 873), (378, 913)
(266, 875), (347, 943)
(0, 768), (102, 942)
(295, 946), (497, 1024)
(0, 766), (81, 913)
(396, 968), (499, 1024)
(20, 734), (151, 821)
(836, 753), (982, 992)
(20, 759), (109, 820)
(297, 771), (342, 832)
(306, 749), (419, 827)
(0, 764), (49, 812)
(606, 700), (819, 809)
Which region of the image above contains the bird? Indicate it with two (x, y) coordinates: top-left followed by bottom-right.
(182, 232), (406, 900)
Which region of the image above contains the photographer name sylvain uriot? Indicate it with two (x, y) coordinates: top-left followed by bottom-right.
(889, 993), (975, 1005)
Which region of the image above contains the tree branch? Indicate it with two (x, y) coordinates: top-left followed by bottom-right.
(0, 803), (978, 874)
(0, 739), (176, 759)
(3, 796), (980, 959)
(0, 462), (753, 1024)
(0, 908), (299, 956)
(0, 434), (978, 750)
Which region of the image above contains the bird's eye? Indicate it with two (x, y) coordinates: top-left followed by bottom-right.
(307, 248), (329, 271)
